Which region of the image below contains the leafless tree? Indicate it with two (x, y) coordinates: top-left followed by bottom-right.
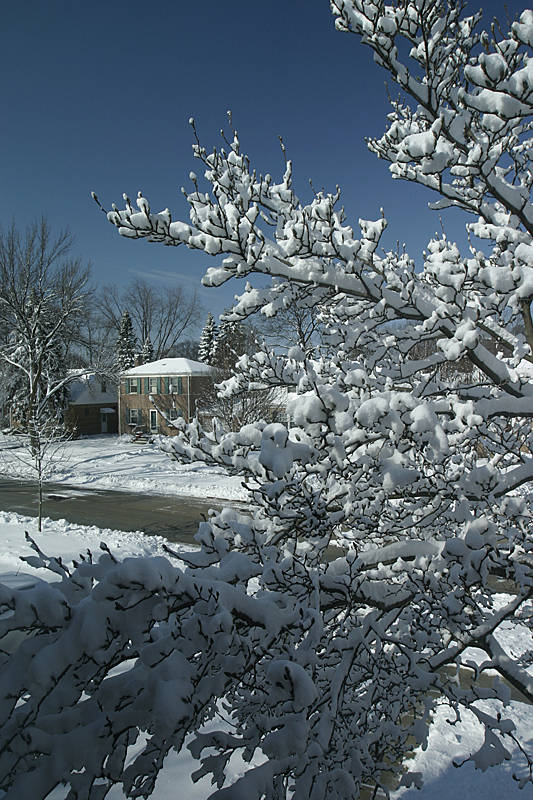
(0, 220), (91, 528)
(98, 278), (202, 360)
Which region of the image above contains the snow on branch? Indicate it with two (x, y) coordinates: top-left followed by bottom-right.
(3, 2), (533, 798)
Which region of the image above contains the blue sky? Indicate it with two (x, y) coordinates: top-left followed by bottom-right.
(0, 0), (525, 324)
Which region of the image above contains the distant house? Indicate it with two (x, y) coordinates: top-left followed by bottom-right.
(65, 373), (118, 435)
(119, 358), (213, 436)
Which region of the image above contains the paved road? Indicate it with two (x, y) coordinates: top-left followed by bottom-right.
(0, 478), (223, 545)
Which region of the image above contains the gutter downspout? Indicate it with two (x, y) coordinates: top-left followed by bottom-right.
(118, 379), (122, 435)
(187, 374), (191, 422)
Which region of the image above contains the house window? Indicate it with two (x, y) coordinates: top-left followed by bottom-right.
(149, 377), (158, 394)
(169, 377), (183, 394)
(101, 380), (107, 393)
(169, 408), (182, 421)
(127, 408), (141, 425)
(128, 378), (140, 394)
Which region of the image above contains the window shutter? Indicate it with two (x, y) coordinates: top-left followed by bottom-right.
(125, 379), (130, 394)
(178, 376), (183, 395)
(126, 407), (130, 423)
(144, 378), (149, 394)
(164, 377), (170, 394)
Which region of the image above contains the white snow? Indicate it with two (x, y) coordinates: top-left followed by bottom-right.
(0, 433), (247, 503)
(67, 372), (118, 405)
(122, 358), (213, 376)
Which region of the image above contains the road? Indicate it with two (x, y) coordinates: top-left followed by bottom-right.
(0, 478), (223, 545)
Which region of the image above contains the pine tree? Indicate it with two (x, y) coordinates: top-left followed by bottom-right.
(198, 312), (217, 364)
(211, 315), (253, 371)
(140, 334), (154, 365)
(116, 310), (136, 371)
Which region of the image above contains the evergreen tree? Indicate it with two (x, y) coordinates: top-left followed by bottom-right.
(198, 312), (217, 364)
(140, 334), (154, 365)
(116, 310), (136, 371)
(211, 315), (253, 371)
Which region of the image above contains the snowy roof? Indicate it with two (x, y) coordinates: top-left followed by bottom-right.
(122, 358), (213, 377)
(68, 373), (118, 406)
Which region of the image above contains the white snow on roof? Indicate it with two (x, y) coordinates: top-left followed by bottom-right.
(68, 374), (117, 406)
(123, 358), (213, 377)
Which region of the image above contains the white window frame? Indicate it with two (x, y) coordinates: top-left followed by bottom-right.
(149, 377), (158, 394)
(128, 378), (140, 394)
(150, 409), (158, 430)
(129, 408), (139, 425)
(168, 377), (182, 394)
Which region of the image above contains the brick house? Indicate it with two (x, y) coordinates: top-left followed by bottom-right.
(119, 358), (213, 436)
(65, 373), (118, 435)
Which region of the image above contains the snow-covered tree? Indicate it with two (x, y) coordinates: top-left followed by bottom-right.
(141, 333), (154, 364)
(0, 221), (90, 529)
(198, 311), (217, 364)
(3, 3), (533, 798)
(116, 309), (136, 371)
(9, 289), (70, 426)
(0, 222), (90, 437)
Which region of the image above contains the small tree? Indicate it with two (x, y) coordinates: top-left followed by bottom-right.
(116, 309), (136, 371)
(2, 408), (72, 531)
(3, 3), (533, 799)
(198, 311), (217, 364)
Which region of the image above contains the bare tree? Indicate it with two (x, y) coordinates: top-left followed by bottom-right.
(98, 278), (202, 359)
(253, 281), (326, 357)
(0, 220), (91, 526)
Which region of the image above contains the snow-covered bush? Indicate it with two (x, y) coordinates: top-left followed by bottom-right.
(3, 2), (533, 797)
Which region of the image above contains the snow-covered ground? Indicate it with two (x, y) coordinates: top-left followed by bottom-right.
(0, 435), (531, 798)
(0, 433), (247, 502)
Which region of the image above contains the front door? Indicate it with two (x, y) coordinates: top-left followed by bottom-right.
(101, 413), (108, 433)
(150, 409), (157, 431)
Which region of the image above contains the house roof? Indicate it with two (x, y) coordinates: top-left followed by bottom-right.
(68, 373), (118, 406)
(122, 358), (213, 377)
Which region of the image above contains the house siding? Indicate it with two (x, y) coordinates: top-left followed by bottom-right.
(65, 404), (118, 436)
(119, 376), (212, 435)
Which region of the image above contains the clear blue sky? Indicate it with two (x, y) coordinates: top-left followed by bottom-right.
(0, 0), (525, 323)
